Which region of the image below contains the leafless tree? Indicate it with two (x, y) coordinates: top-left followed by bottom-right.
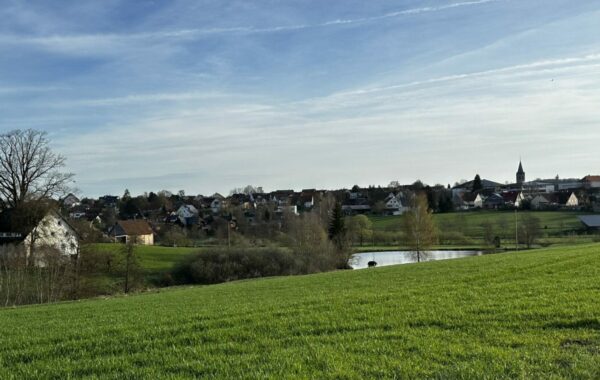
(0, 129), (74, 209)
(403, 193), (438, 263)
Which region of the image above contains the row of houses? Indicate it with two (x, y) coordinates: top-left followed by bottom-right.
(453, 190), (580, 210)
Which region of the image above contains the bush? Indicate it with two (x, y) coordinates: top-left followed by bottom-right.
(171, 247), (302, 285)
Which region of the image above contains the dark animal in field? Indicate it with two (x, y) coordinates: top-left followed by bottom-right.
(368, 261), (377, 268)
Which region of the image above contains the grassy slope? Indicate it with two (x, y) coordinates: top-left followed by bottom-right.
(1, 244), (600, 378)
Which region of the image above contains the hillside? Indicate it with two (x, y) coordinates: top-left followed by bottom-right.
(1, 244), (600, 378)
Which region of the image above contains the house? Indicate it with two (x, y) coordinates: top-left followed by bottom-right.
(210, 198), (222, 214)
(110, 220), (154, 245)
(342, 198), (371, 215)
(299, 189), (316, 210)
(99, 195), (119, 208)
(582, 176), (600, 189)
(176, 205), (199, 226)
(483, 193), (505, 209)
(531, 194), (551, 210)
(384, 193), (407, 215)
(62, 193), (81, 208)
(555, 192), (579, 208)
(0, 209), (80, 265)
(453, 192), (477, 210)
(474, 194), (485, 209)
(501, 191), (525, 208)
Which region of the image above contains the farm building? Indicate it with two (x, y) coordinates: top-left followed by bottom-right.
(578, 215), (600, 231)
(110, 220), (154, 245)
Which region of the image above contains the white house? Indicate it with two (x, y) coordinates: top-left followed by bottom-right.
(385, 193), (407, 215)
(564, 192), (579, 207)
(474, 194), (485, 208)
(0, 210), (80, 265)
(176, 205), (199, 226)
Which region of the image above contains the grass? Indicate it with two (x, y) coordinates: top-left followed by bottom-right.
(92, 243), (199, 273)
(371, 210), (587, 235)
(1, 244), (600, 378)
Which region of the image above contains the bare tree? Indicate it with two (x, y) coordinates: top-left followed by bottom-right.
(0, 129), (74, 209)
(121, 236), (142, 293)
(403, 193), (438, 263)
(519, 214), (541, 249)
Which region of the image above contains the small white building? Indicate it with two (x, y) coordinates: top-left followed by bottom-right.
(385, 193), (407, 215)
(474, 194), (485, 208)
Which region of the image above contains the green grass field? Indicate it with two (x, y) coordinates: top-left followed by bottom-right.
(92, 243), (198, 273)
(1, 244), (600, 378)
(371, 210), (587, 235)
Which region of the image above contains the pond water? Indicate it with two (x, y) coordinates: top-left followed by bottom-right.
(349, 250), (484, 269)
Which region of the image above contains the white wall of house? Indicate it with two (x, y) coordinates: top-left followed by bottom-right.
(474, 194), (484, 208)
(23, 213), (79, 259)
(115, 233), (154, 245)
(566, 193), (579, 207)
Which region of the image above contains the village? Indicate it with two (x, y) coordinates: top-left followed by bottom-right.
(3, 160), (597, 254)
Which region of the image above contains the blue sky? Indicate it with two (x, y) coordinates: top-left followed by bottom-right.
(1, 0), (600, 196)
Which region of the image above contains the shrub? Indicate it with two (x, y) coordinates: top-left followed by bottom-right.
(171, 247), (302, 285)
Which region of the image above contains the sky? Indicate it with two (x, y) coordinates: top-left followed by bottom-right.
(1, 0), (600, 197)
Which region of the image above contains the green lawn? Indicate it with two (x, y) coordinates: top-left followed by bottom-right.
(371, 210), (587, 235)
(1, 244), (600, 378)
(92, 243), (199, 273)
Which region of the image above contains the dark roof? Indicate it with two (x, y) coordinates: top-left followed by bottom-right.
(0, 208), (80, 244)
(578, 215), (600, 228)
(501, 191), (520, 203)
(453, 179), (502, 190)
(0, 209), (44, 243)
(114, 220), (153, 236)
(517, 161), (525, 174)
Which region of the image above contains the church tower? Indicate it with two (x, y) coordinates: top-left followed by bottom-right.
(516, 160), (525, 186)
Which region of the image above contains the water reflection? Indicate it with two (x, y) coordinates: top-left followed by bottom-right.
(349, 250), (484, 269)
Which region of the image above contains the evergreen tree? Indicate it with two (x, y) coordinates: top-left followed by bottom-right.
(472, 174), (483, 192)
(328, 202), (346, 248)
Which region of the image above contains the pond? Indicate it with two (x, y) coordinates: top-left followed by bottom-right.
(349, 250), (485, 269)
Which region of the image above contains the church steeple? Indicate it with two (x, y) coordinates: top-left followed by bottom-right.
(516, 160), (525, 186)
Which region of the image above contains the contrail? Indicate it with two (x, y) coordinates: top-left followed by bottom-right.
(0, 0), (507, 47)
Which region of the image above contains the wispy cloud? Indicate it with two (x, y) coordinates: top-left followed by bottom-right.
(0, 0), (505, 54)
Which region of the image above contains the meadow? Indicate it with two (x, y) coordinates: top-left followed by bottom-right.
(367, 210), (594, 249)
(1, 244), (599, 378)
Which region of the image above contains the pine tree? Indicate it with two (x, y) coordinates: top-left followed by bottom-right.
(328, 202), (346, 248)
(472, 174), (483, 192)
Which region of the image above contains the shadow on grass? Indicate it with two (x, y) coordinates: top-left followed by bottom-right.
(547, 319), (600, 330)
